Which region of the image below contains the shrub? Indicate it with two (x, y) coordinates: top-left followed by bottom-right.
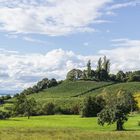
(71, 104), (80, 115)
(0, 111), (11, 120)
(81, 96), (105, 117)
(42, 103), (55, 115)
(138, 121), (140, 126)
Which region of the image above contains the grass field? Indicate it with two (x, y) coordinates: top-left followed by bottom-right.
(0, 115), (140, 140)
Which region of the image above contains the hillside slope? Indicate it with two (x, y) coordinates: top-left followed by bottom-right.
(28, 81), (140, 104)
(83, 82), (140, 97)
(29, 81), (113, 98)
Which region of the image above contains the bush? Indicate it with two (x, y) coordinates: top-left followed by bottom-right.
(0, 111), (11, 120)
(71, 104), (80, 115)
(81, 96), (105, 117)
(42, 103), (55, 115)
(138, 121), (140, 126)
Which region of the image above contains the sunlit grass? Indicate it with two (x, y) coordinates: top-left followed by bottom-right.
(0, 115), (140, 140)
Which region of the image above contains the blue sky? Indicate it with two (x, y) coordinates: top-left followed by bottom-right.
(0, 0), (140, 93)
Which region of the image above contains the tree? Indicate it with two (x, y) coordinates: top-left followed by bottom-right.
(87, 60), (92, 79)
(14, 94), (27, 116)
(116, 71), (126, 82)
(99, 69), (109, 81)
(81, 70), (87, 80)
(48, 78), (58, 87)
(42, 102), (55, 115)
(102, 56), (110, 74)
(81, 96), (105, 117)
(24, 98), (37, 119)
(14, 94), (37, 119)
(0, 111), (11, 120)
(66, 69), (83, 81)
(97, 57), (102, 72)
(98, 90), (138, 131)
(109, 74), (116, 81)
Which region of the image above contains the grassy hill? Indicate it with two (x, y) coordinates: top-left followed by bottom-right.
(29, 81), (114, 98)
(27, 81), (140, 106)
(28, 81), (114, 105)
(2, 81), (140, 110)
(84, 82), (140, 97)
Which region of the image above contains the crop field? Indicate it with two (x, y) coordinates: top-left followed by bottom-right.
(29, 81), (114, 98)
(84, 82), (140, 97)
(0, 115), (140, 140)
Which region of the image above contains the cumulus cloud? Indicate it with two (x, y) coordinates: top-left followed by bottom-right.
(0, 0), (112, 36)
(0, 39), (140, 92)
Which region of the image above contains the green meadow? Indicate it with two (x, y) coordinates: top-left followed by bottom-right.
(1, 81), (140, 140)
(0, 115), (140, 140)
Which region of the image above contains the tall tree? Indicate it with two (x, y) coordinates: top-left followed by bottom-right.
(14, 94), (37, 119)
(97, 57), (102, 72)
(102, 56), (110, 74)
(87, 60), (92, 79)
(98, 90), (138, 131)
(96, 57), (102, 80)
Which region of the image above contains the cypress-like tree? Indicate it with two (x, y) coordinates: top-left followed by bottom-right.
(87, 60), (92, 79)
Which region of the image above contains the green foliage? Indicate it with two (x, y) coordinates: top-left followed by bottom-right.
(0, 95), (11, 104)
(28, 81), (113, 99)
(81, 96), (105, 117)
(42, 103), (55, 115)
(87, 60), (92, 79)
(138, 121), (140, 126)
(116, 71), (126, 82)
(14, 94), (37, 119)
(21, 78), (58, 95)
(0, 110), (11, 120)
(98, 90), (138, 131)
(66, 69), (83, 81)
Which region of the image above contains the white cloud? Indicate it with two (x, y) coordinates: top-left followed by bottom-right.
(22, 36), (53, 45)
(111, 38), (140, 47)
(108, 0), (140, 10)
(0, 0), (112, 36)
(0, 39), (140, 92)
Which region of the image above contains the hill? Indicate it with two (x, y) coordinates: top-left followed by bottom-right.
(27, 81), (140, 105)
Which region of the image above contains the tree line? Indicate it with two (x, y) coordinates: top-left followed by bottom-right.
(66, 56), (140, 82)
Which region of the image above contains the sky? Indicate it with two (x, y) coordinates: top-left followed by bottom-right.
(0, 0), (140, 93)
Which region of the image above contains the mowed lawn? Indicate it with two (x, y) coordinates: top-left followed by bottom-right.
(0, 115), (140, 140)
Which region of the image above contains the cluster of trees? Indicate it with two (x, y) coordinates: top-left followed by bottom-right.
(110, 70), (140, 82)
(3, 94), (80, 119)
(82, 90), (138, 131)
(20, 78), (58, 95)
(0, 95), (11, 105)
(66, 56), (140, 82)
(67, 56), (110, 81)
